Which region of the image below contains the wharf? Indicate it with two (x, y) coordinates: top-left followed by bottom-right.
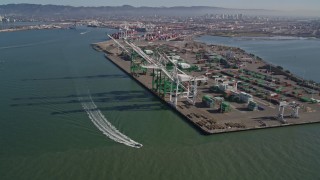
(93, 40), (320, 135)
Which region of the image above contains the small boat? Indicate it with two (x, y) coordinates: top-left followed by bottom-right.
(134, 144), (143, 148)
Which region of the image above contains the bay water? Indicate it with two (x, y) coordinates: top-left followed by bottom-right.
(1, 28), (320, 180)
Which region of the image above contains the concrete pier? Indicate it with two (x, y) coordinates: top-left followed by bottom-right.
(92, 40), (320, 134)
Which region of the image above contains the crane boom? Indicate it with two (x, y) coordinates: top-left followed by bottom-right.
(107, 34), (130, 54)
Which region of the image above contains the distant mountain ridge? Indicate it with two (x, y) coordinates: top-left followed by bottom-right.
(0, 4), (277, 18)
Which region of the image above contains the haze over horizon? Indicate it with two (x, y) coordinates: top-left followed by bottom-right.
(0, 1), (320, 17)
(1, 0), (320, 11)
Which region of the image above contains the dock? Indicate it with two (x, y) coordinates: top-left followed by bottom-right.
(92, 39), (320, 135)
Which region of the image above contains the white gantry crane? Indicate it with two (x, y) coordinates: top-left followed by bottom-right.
(107, 35), (130, 54)
(108, 34), (207, 107)
(277, 101), (300, 123)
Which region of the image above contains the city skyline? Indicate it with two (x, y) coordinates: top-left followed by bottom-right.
(1, 0), (320, 12)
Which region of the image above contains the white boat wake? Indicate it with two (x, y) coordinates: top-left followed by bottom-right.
(80, 95), (143, 148)
(80, 31), (91, 35)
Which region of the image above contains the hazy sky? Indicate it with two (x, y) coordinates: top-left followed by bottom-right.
(1, 0), (320, 11)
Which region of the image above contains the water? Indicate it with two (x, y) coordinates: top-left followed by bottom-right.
(197, 35), (320, 83)
(80, 95), (143, 148)
(1, 29), (320, 180)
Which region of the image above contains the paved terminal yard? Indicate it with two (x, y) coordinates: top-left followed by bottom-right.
(93, 39), (320, 134)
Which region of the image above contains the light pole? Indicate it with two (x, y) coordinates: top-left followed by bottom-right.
(312, 83), (315, 99)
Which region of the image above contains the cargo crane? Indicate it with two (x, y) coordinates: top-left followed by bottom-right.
(125, 41), (206, 106)
(107, 35), (130, 54)
(108, 34), (207, 107)
(277, 101), (300, 123)
(289, 101), (300, 118)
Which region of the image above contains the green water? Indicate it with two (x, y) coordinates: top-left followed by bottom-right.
(1, 28), (320, 180)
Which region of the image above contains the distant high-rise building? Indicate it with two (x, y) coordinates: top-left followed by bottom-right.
(239, 14), (243, 20)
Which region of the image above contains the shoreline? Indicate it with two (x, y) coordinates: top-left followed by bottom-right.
(0, 23), (74, 33)
(0, 27), (64, 33)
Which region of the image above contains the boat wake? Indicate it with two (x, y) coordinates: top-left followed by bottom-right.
(80, 31), (91, 35)
(80, 95), (143, 148)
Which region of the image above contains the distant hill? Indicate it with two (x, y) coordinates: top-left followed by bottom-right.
(0, 4), (278, 19)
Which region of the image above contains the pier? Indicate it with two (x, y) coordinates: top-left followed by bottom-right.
(92, 38), (320, 134)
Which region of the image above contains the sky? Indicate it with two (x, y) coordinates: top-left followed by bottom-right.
(1, 0), (320, 12)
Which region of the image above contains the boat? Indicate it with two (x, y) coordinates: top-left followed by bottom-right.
(134, 144), (143, 148)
